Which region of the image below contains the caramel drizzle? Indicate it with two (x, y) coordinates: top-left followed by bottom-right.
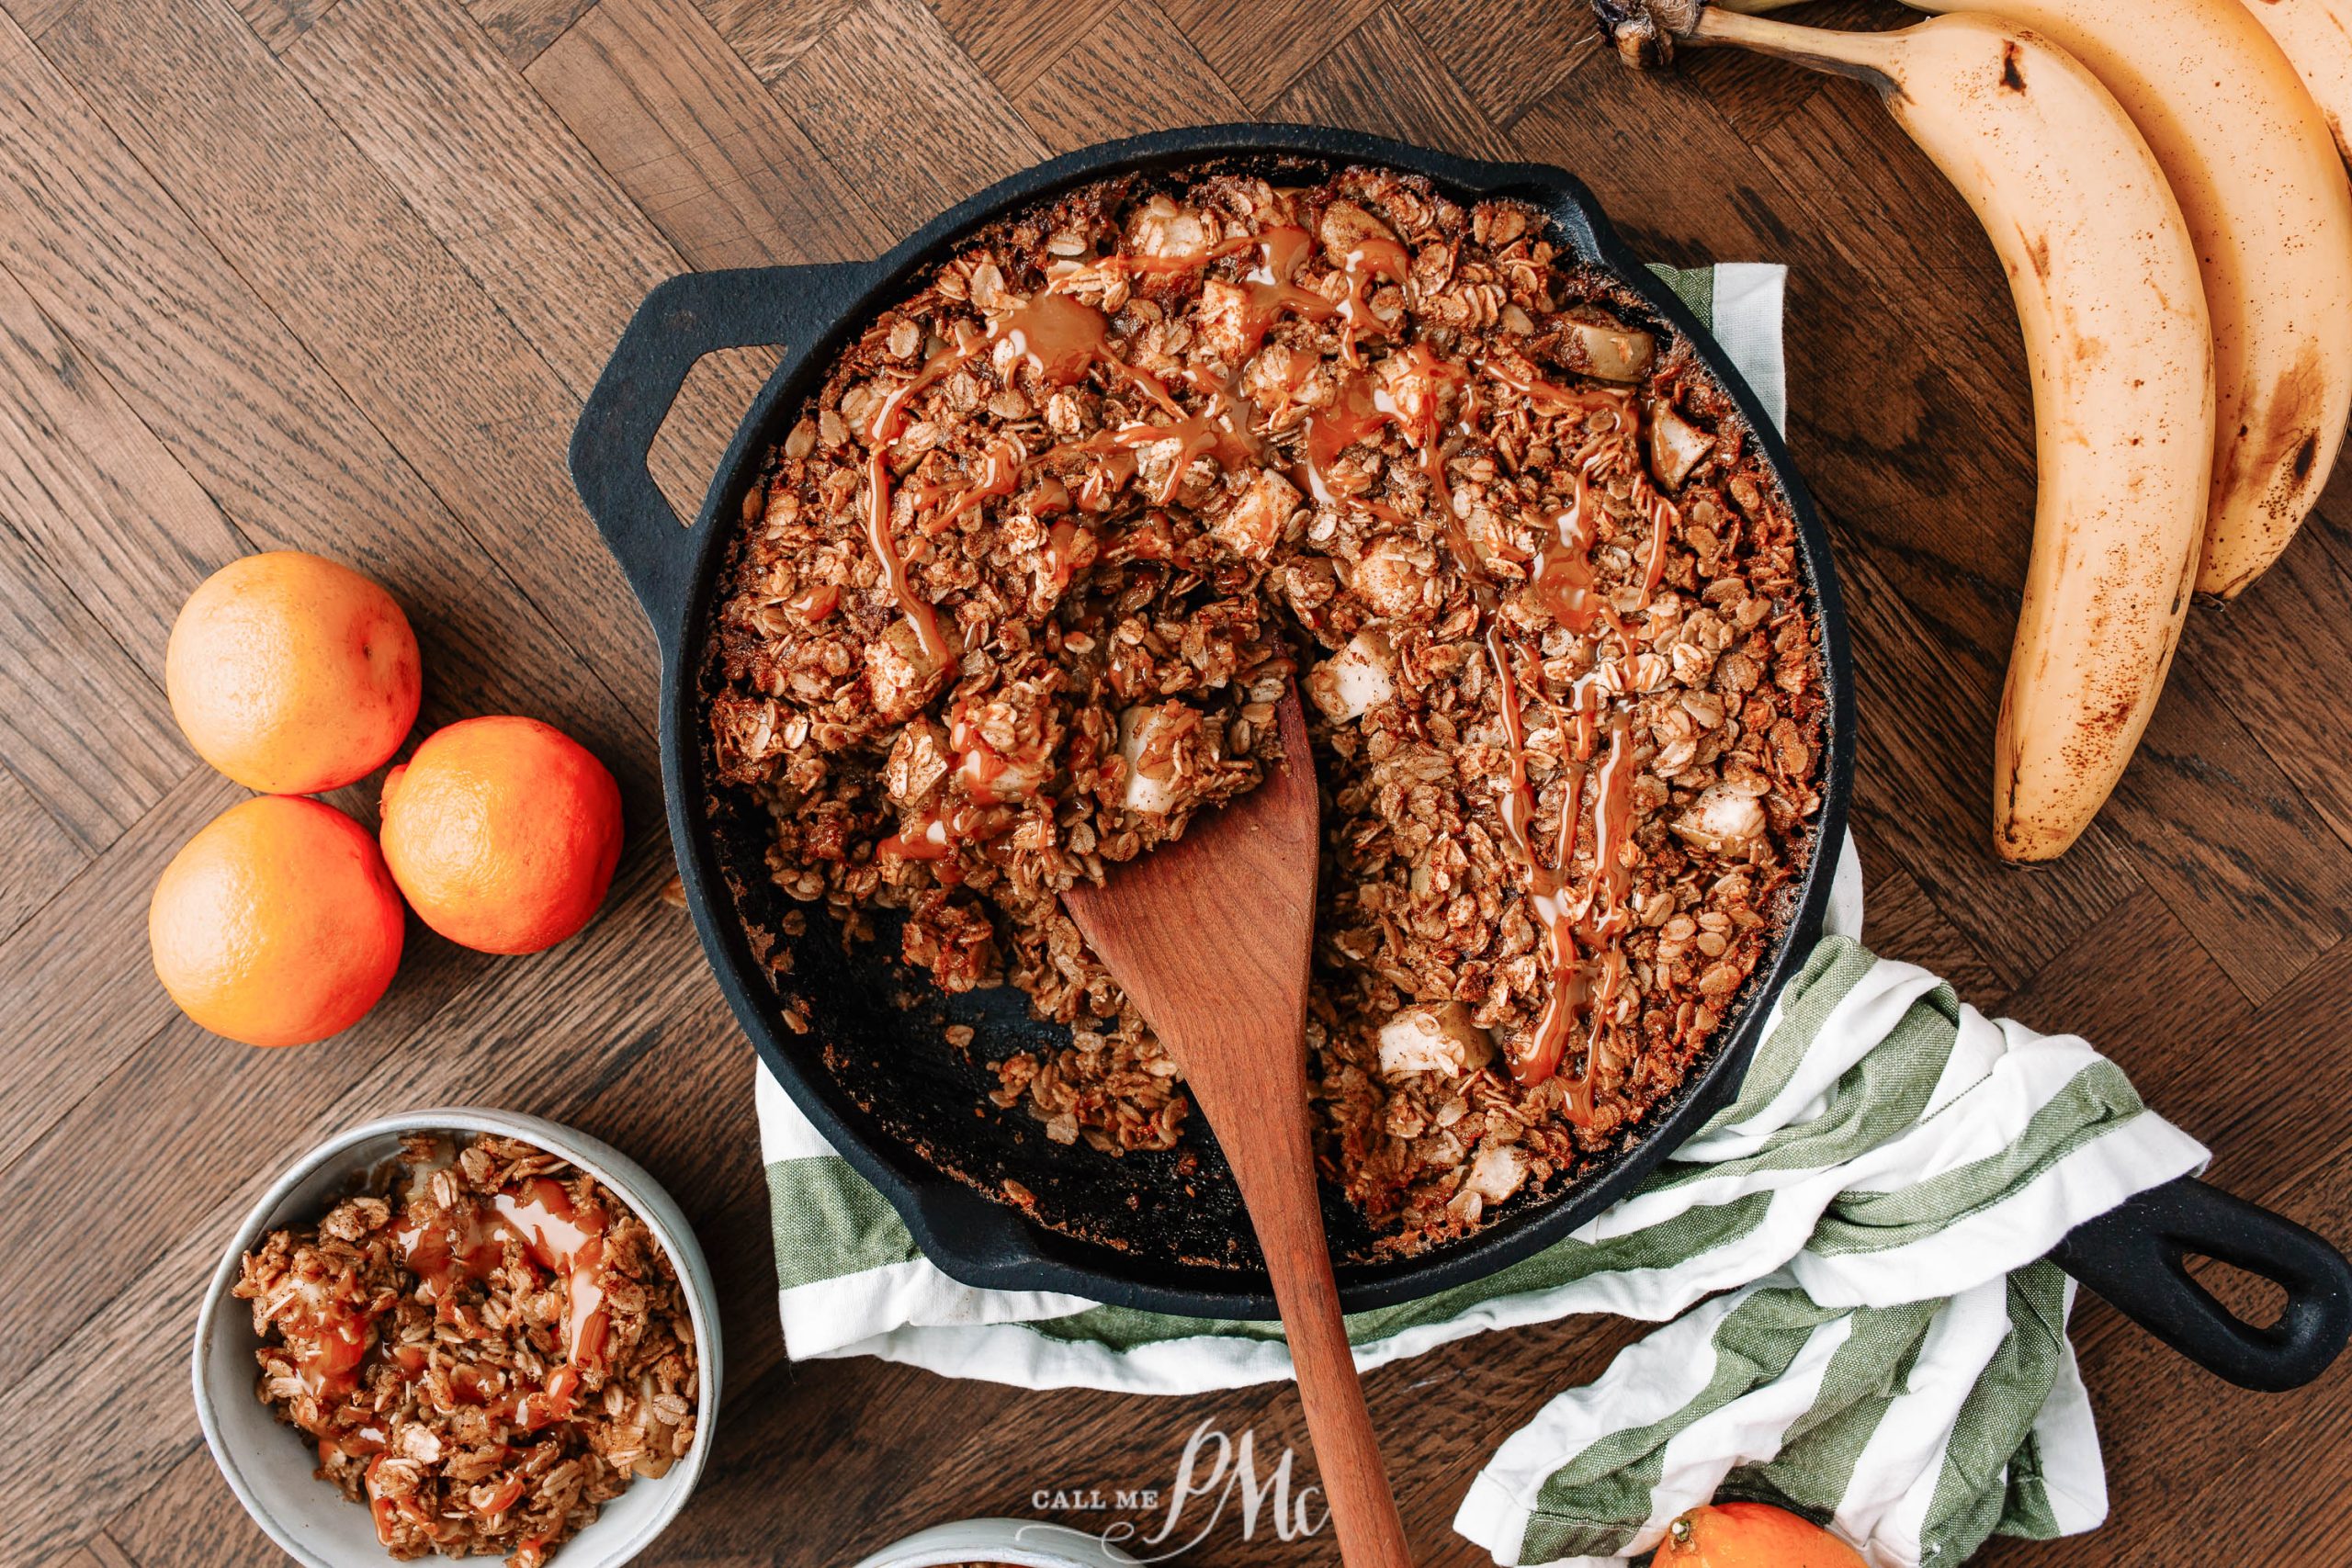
(1480, 628), (1637, 1118)
(1337, 235), (1409, 365)
(1237, 226), (1337, 355)
(1479, 355), (1681, 601)
(1526, 446), (1634, 647)
(1299, 341), (1465, 512)
(1339, 356), (1673, 1115)
(861, 324), (987, 668)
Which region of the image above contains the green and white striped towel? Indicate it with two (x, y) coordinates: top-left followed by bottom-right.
(752, 265), (2208, 1565)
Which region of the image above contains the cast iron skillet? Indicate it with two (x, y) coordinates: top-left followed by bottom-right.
(572, 123), (2350, 1389)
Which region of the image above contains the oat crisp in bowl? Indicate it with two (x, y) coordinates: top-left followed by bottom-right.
(194, 1110), (720, 1568)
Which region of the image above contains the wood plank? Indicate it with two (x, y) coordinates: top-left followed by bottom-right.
(0, 766), (241, 1176)
(1267, 5), (1517, 164)
(283, 0), (684, 393)
(466, 0), (591, 67)
(84, 1535), (141, 1568)
(0, 9), (650, 790)
(103, 1446), (292, 1568)
(1991, 884), (2249, 1081)
(0, 257), (247, 672)
(1748, 84), (2043, 588)
(2122, 923), (2352, 1161)
(693, 0), (858, 81)
(0, 840), (719, 1561)
(34, 0), (668, 730)
(1507, 51), (1799, 265)
(2186, 542), (2352, 858)
(2098, 656), (2352, 1006)
(1668, 0), (1894, 143)
(279, 0), (774, 531)
(0, 524), (186, 849)
(1851, 832), (2005, 1008)
(1009, 0), (1246, 154)
(0, 849), (738, 1385)
(1394, 0), (1602, 130)
(0, 761), (85, 942)
(5, 0), (74, 41)
(923, 0), (1070, 99)
(0, 938), (493, 1378)
(528, 0), (888, 268)
(232, 0), (338, 53)
(1157, 0), (1384, 111)
(743, 0), (1046, 237)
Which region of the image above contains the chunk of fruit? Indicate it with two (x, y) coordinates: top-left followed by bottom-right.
(1658, 1502), (1868, 1567)
(1306, 629), (1397, 722)
(1377, 1001), (1494, 1077)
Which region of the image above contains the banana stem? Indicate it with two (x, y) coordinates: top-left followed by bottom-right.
(1691, 6), (1905, 84)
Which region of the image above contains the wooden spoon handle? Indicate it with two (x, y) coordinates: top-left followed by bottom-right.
(1260, 1205), (1414, 1567)
(1206, 1077), (1412, 1567)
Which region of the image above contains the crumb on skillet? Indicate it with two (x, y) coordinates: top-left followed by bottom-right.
(233, 1134), (698, 1565)
(707, 164), (1823, 1256)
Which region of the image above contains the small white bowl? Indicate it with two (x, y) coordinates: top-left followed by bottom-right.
(850, 1517), (1141, 1568)
(193, 1108), (723, 1568)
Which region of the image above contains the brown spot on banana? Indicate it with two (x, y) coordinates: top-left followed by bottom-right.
(2020, 228), (2052, 282)
(2000, 39), (2027, 89)
(2206, 340), (2332, 598)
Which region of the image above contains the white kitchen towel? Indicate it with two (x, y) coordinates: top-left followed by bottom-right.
(750, 265), (2208, 1565)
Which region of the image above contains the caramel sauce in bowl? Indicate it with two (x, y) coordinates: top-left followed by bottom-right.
(191, 1109), (721, 1568)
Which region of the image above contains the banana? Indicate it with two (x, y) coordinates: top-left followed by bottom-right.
(2245, 0), (2352, 165)
(1595, 4), (2213, 861)
(1895, 0), (2352, 600)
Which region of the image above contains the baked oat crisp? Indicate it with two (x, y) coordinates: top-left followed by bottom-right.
(708, 164), (1824, 1254)
(233, 1134), (698, 1564)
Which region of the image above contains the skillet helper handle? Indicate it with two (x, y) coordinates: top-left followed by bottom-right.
(569, 263), (869, 637)
(2049, 1175), (2352, 1392)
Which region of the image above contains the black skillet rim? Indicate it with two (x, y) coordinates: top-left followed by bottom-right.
(640, 123), (1855, 1320)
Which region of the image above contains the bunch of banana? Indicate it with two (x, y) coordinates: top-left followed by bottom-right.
(1592, 0), (2352, 862)
(2247, 0), (2352, 164)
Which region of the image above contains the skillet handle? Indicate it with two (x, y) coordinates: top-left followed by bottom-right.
(2048, 1175), (2352, 1392)
(569, 264), (872, 639)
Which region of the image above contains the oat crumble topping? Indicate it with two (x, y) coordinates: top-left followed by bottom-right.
(234, 1134), (698, 1563)
(707, 164), (1824, 1254)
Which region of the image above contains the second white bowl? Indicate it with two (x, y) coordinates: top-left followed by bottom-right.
(191, 1108), (723, 1568)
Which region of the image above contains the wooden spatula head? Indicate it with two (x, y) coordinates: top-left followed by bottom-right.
(1061, 686), (1415, 1568)
(1059, 684), (1320, 1110)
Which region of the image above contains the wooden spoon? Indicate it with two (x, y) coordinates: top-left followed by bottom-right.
(1062, 686), (1411, 1567)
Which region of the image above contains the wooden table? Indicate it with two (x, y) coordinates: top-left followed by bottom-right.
(3, 0), (2346, 1562)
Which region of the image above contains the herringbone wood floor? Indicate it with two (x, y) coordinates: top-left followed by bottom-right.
(1, 0), (2346, 1562)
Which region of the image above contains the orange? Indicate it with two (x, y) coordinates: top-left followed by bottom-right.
(166, 550), (421, 795)
(379, 716), (623, 954)
(150, 795), (406, 1048)
(1658, 1502), (1869, 1567)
